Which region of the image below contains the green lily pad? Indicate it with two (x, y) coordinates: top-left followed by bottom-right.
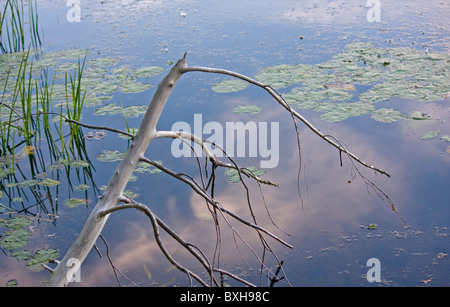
(420, 130), (440, 140)
(120, 80), (153, 93)
(64, 198), (88, 208)
(75, 184), (90, 191)
(94, 103), (123, 116)
(5, 216), (32, 230)
(97, 150), (125, 162)
(26, 249), (60, 272)
(225, 167), (266, 183)
(92, 81), (119, 94)
(371, 108), (405, 123)
(1, 229), (30, 250)
(440, 135), (450, 142)
(232, 105), (262, 115)
(122, 105), (147, 117)
(11, 249), (32, 261)
(38, 178), (61, 187)
(212, 79), (249, 93)
(367, 223), (377, 229)
(409, 111), (432, 120)
(133, 66), (164, 78)
(88, 57), (117, 67)
(18, 179), (38, 188)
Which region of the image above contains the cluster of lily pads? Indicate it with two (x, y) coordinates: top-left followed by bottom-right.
(212, 42), (450, 126)
(0, 208), (59, 275)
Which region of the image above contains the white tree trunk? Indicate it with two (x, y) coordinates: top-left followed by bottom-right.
(48, 56), (186, 287)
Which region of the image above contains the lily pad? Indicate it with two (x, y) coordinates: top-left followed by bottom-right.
(64, 198), (88, 208)
(5, 216), (32, 230)
(233, 105), (262, 115)
(420, 130), (440, 140)
(133, 66), (164, 78)
(371, 108), (405, 123)
(88, 57), (117, 67)
(75, 184), (90, 191)
(440, 135), (450, 142)
(94, 103), (123, 116)
(1, 229), (30, 250)
(26, 249), (60, 272)
(38, 178), (60, 187)
(225, 167), (266, 183)
(120, 80), (153, 93)
(212, 79), (249, 93)
(97, 150), (125, 162)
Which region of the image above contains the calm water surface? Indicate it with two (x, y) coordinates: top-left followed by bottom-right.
(1, 0), (449, 286)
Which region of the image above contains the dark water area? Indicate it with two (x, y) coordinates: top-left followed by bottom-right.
(1, 0), (449, 287)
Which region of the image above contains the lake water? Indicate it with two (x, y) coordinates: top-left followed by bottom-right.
(1, 0), (449, 287)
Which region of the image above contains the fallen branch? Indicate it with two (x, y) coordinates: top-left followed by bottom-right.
(48, 54), (392, 287)
(180, 65), (391, 178)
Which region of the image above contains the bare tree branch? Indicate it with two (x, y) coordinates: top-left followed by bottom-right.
(47, 54), (393, 288)
(180, 65), (391, 178)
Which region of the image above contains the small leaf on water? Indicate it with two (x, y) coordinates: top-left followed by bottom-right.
(420, 130), (440, 140)
(0, 229), (30, 250)
(64, 198), (88, 208)
(5, 216), (32, 230)
(26, 249), (60, 272)
(371, 108), (404, 123)
(212, 79), (249, 93)
(75, 184), (90, 191)
(97, 150), (125, 162)
(440, 135), (450, 142)
(232, 105), (262, 115)
(133, 66), (164, 78)
(225, 167), (266, 183)
(38, 178), (60, 187)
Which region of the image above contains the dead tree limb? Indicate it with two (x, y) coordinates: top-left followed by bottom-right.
(180, 65), (391, 178)
(48, 54), (391, 287)
(48, 55), (187, 287)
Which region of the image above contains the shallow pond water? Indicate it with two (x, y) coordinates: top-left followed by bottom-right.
(1, 0), (449, 287)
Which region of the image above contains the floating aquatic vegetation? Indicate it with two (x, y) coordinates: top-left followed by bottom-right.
(26, 249), (59, 272)
(420, 130), (440, 140)
(96, 150), (125, 162)
(133, 66), (165, 78)
(75, 184), (90, 191)
(0, 229), (30, 250)
(371, 108), (405, 123)
(85, 130), (107, 141)
(409, 111), (432, 120)
(94, 103), (147, 117)
(120, 80), (153, 93)
(441, 135), (450, 142)
(38, 178), (60, 187)
(64, 198), (89, 208)
(134, 160), (162, 174)
(232, 104), (262, 115)
(251, 42), (450, 123)
(225, 167), (266, 183)
(212, 79), (249, 93)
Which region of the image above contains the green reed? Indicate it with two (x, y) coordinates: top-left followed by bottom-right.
(0, 0), (41, 54)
